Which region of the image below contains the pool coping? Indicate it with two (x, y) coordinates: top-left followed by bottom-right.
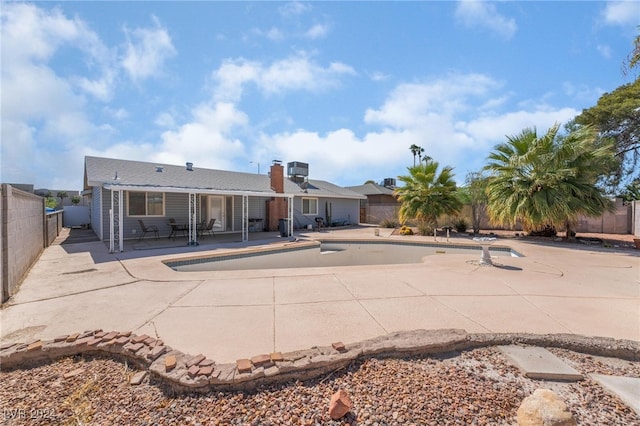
(164, 238), (523, 270)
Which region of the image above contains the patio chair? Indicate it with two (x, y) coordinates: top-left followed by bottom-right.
(168, 218), (188, 239)
(138, 219), (159, 241)
(200, 218), (216, 237)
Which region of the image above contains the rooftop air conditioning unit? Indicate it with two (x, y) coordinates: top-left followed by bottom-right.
(383, 178), (396, 188)
(287, 161), (309, 177)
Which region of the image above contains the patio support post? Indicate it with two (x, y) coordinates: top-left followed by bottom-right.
(188, 192), (198, 246)
(109, 189), (123, 253)
(242, 195), (248, 242)
(288, 195), (294, 237)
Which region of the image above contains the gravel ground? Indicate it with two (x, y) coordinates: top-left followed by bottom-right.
(1, 347), (638, 425)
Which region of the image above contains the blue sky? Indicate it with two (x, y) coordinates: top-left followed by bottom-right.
(2, 1), (639, 191)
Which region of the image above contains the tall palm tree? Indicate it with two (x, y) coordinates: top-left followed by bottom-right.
(395, 160), (462, 229)
(484, 124), (615, 238)
(409, 144), (425, 167)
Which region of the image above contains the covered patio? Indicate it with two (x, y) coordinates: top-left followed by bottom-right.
(104, 184), (293, 253)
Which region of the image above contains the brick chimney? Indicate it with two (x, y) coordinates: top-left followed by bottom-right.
(270, 161), (284, 193)
(266, 161), (287, 231)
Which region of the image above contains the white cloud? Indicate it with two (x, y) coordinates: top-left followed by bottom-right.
(602, 1), (640, 26)
(152, 102), (249, 170)
(104, 107), (129, 120)
(0, 3), (125, 189)
(266, 27), (285, 41)
(155, 111), (176, 128)
(264, 73), (579, 185)
(1, 3), (116, 101)
(364, 74), (502, 128)
(305, 23), (330, 39)
(455, 0), (517, 39)
(213, 58), (261, 102)
(369, 71), (390, 82)
(458, 108), (579, 147)
(279, 1), (312, 17)
(258, 128), (410, 185)
(121, 16), (176, 81)
(213, 53), (356, 102)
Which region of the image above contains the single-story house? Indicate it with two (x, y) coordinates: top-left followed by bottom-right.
(83, 156), (365, 252)
(347, 180), (400, 224)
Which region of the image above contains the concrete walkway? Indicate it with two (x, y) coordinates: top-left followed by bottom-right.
(1, 227), (638, 364)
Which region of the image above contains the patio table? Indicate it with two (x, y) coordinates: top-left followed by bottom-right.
(168, 222), (189, 239)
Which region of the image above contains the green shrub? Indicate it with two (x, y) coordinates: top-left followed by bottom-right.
(417, 224), (433, 236)
(380, 218), (399, 228)
(453, 218), (468, 233)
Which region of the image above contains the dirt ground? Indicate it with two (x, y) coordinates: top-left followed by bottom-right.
(393, 227), (639, 251)
(480, 229), (638, 250)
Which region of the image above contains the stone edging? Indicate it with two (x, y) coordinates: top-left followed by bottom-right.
(1, 329), (638, 394)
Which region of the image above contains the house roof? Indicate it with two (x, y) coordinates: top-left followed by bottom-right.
(84, 156), (365, 200)
(346, 182), (396, 196)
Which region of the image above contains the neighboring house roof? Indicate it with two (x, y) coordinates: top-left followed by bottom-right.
(84, 156), (365, 200)
(346, 182), (396, 196)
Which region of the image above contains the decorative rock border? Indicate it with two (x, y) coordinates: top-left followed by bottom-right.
(1, 329), (638, 394)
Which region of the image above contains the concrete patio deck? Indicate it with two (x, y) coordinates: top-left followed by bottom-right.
(1, 227), (638, 364)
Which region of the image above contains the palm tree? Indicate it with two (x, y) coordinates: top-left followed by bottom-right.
(484, 124), (615, 238)
(409, 144), (425, 167)
(395, 160), (462, 230)
(56, 191), (68, 207)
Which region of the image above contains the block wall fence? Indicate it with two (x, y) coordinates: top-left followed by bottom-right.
(1, 184), (62, 302)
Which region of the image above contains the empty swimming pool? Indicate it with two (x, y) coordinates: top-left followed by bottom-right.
(166, 240), (521, 272)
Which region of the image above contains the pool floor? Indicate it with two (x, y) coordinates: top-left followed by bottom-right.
(168, 241), (519, 272)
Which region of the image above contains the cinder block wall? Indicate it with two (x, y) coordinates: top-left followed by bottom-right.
(633, 200), (640, 237)
(1, 184), (45, 302)
(575, 199), (631, 234)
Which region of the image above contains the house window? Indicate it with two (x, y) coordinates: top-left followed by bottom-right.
(302, 197), (318, 215)
(128, 191), (164, 216)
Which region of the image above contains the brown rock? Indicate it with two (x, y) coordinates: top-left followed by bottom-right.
(65, 333), (80, 342)
(101, 332), (118, 342)
(251, 354), (271, 367)
(329, 389), (353, 420)
(27, 340), (43, 351)
(517, 389), (576, 426)
(129, 371), (147, 385)
(199, 358), (215, 367)
(198, 366), (214, 376)
(270, 352), (284, 362)
(236, 359), (252, 373)
(165, 355), (177, 372)
(146, 345), (167, 361)
(63, 368), (85, 379)
(125, 342), (144, 353)
(87, 337), (102, 346)
(187, 365), (200, 378)
(131, 334), (150, 344)
(332, 342), (347, 352)
(186, 354), (206, 368)
(114, 336), (130, 345)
